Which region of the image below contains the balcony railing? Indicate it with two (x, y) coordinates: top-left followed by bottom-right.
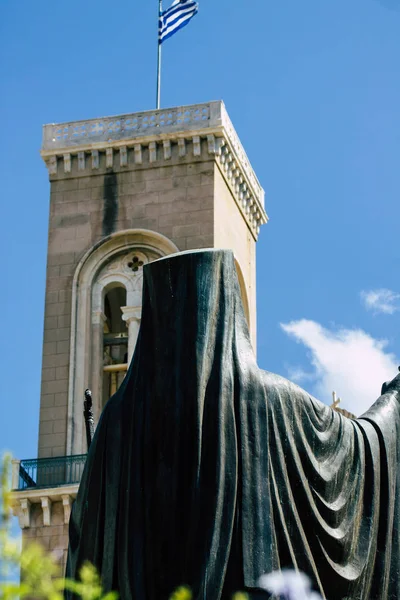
(103, 362), (128, 398)
(14, 454), (87, 491)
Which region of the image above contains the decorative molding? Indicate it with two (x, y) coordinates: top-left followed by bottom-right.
(41, 496), (52, 526)
(216, 141), (264, 236)
(178, 138), (186, 157)
(49, 156), (57, 175)
(193, 135), (201, 156)
(40, 101), (267, 236)
(19, 498), (31, 529)
(207, 134), (216, 154)
(92, 310), (107, 326)
(78, 151), (85, 171)
(63, 153), (71, 173)
(121, 305), (142, 324)
(120, 146), (127, 167)
(10, 484), (80, 531)
(149, 141), (157, 163)
(121, 306), (142, 362)
(61, 494), (72, 524)
(163, 139), (171, 160)
(134, 144), (142, 165)
(92, 150), (99, 169)
(106, 147), (113, 168)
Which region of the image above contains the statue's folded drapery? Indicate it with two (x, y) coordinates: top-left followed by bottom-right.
(66, 249), (400, 600)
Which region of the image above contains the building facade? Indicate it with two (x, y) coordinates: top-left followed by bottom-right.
(10, 101), (267, 571)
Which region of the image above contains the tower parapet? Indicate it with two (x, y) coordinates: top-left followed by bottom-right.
(41, 101), (267, 239)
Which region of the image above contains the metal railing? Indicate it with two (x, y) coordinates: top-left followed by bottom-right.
(16, 454), (87, 491)
(103, 362), (128, 398)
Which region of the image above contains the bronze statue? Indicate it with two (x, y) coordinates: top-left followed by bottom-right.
(66, 250), (400, 600)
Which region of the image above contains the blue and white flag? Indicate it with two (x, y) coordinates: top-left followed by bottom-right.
(159, 0), (199, 44)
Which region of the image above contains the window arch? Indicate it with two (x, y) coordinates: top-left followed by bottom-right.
(67, 229), (179, 456)
(102, 285), (128, 406)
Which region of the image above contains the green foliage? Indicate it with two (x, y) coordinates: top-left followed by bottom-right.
(0, 453), (118, 600)
(169, 586), (192, 600)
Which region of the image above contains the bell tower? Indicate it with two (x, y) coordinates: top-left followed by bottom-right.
(10, 101), (267, 570)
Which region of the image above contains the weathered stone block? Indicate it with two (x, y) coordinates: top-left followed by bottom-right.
(43, 329), (59, 343)
(146, 178), (174, 192)
(121, 181), (146, 195)
(45, 291), (59, 304)
(57, 315), (71, 329)
(56, 366), (69, 380)
(158, 212), (187, 227)
(125, 192), (160, 206)
(186, 234), (214, 249)
(172, 224), (201, 238)
(58, 290), (71, 303)
(44, 317), (58, 330)
(41, 394), (55, 408)
(52, 446), (67, 457)
(43, 342), (57, 356)
(187, 184), (214, 200)
(55, 328), (70, 341)
(158, 187), (187, 204)
(56, 340), (70, 354)
(42, 368), (56, 382)
(43, 353), (68, 368)
(54, 392), (68, 407)
(38, 433), (63, 449)
(46, 303), (71, 317)
(130, 217), (158, 230)
(40, 421), (54, 435)
(47, 266), (60, 278)
(53, 420), (67, 434)
(41, 380), (68, 396)
(48, 252), (75, 267)
(52, 179), (79, 193)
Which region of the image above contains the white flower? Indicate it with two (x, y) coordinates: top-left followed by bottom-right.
(257, 570), (324, 600)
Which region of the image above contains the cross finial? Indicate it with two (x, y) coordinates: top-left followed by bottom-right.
(331, 391), (341, 409)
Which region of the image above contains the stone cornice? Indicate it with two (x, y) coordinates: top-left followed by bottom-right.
(10, 484), (79, 528)
(40, 101), (268, 238)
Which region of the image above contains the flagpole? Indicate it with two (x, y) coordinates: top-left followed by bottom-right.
(156, 0), (162, 109)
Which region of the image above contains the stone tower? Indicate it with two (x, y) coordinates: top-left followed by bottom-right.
(10, 101), (267, 571)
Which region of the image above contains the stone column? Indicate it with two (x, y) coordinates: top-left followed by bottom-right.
(121, 306), (141, 363)
(91, 310), (107, 421)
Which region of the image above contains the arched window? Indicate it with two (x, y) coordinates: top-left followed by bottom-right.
(103, 285), (128, 406)
(67, 229), (179, 456)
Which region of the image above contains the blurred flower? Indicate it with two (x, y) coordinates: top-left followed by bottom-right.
(169, 585), (192, 600)
(258, 570), (324, 600)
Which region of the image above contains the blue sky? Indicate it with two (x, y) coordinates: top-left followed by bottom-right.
(1, 0), (400, 461)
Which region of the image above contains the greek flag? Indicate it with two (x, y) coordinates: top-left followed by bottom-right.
(159, 0), (199, 44)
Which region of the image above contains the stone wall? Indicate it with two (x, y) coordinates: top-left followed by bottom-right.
(213, 165), (257, 346)
(22, 501), (69, 574)
(38, 140), (216, 458)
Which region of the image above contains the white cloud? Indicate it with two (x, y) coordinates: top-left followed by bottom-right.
(281, 319), (398, 416)
(361, 288), (400, 315)
(285, 365), (314, 384)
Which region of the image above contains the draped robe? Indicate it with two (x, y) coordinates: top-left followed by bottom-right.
(66, 249), (400, 600)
